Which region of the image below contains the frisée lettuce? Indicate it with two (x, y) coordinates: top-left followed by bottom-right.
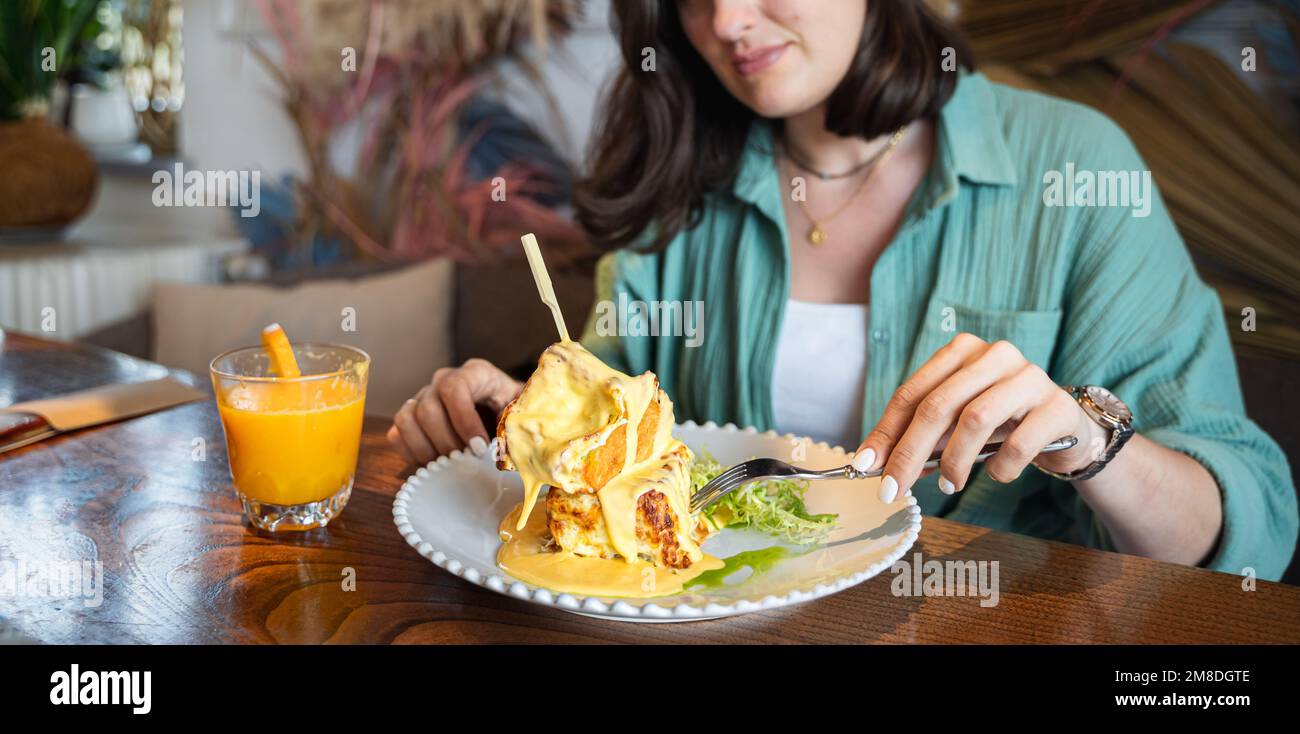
(690, 449), (838, 544)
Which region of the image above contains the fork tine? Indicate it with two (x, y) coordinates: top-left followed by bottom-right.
(691, 465), (754, 512)
(702, 482), (743, 506)
(694, 465), (745, 497)
(709, 462), (748, 485)
(695, 478), (735, 504)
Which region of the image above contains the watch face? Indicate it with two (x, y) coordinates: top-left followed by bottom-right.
(1084, 385), (1132, 423)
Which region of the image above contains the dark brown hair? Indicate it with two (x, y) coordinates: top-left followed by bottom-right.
(574, 0), (974, 252)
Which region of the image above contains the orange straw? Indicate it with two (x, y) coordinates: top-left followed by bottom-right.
(261, 323), (302, 378)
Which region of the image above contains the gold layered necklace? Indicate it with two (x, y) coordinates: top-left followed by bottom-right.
(782, 124), (908, 245)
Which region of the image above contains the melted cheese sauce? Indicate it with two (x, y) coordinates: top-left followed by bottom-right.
(501, 341), (653, 530)
(497, 341), (712, 596)
(596, 438), (696, 564)
(497, 502), (722, 598)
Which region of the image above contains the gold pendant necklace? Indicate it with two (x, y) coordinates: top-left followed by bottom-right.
(787, 125), (908, 245)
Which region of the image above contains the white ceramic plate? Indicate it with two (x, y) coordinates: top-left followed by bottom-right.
(392, 421), (921, 622)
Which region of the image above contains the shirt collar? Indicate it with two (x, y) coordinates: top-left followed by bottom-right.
(732, 70), (1018, 218)
(733, 122), (782, 220)
(936, 70), (1018, 188)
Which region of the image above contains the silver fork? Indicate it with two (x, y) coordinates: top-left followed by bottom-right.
(689, 435), (1078, 513)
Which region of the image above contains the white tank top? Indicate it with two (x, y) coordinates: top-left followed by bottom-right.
(770, 299), (870, 451)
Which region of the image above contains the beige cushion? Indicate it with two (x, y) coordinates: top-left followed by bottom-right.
(153, 259), (454, 417)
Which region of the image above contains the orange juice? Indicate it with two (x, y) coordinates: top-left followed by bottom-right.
(211, 340), (370, 531)
(216, 378), (366, 506)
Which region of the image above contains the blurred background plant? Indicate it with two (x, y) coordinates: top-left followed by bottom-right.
(0, 0), (103, 231)
(92, 0), (184, 155)
(0, 0), (184, 232)
(0, 0), (100, 121)
(245, 0), (587, 271)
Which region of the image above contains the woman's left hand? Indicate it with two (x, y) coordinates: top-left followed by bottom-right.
(852, 333), (1110, 503)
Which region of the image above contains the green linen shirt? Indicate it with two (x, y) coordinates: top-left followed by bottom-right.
(578, 71), (1298, 580)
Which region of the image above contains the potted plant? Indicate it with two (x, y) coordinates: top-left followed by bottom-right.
(0, 0), (102, 234)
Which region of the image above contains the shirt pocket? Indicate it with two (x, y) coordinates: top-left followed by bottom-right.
(912, 296), (1065, 373)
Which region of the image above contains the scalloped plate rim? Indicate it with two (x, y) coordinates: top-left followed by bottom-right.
(391, 420), (922, 622)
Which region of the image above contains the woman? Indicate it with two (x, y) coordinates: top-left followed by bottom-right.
(390, 0), (1297, 578)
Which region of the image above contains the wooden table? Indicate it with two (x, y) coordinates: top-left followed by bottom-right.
(1, 330), (1297, 644)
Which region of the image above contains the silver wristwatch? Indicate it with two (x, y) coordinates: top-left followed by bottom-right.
(1034, 385), (1134, 482)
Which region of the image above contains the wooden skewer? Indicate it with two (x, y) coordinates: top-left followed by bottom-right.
(520, 233), (570, 343)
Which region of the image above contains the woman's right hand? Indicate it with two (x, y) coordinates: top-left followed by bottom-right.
(387, 358), (524, 465)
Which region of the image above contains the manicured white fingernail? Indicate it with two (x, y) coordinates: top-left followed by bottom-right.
(469, 436), (488, 456)
(851, 447), (876, 473)
(938, 476), (955, 495)
(879, 475), (898, 504)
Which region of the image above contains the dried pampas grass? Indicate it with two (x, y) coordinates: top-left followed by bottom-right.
(261, 0), (578, 92)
